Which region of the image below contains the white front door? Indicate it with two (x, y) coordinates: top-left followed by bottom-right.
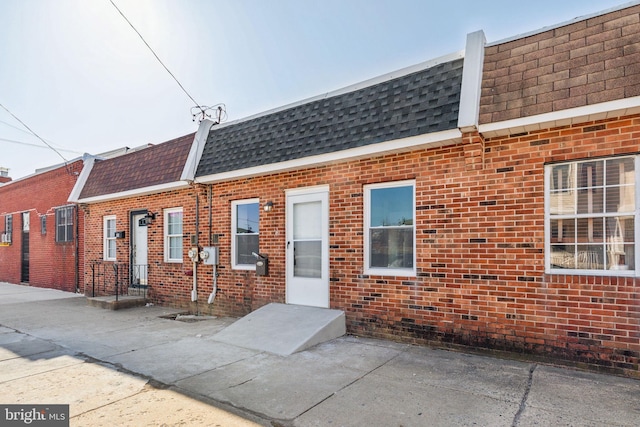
(286, 188), (329, 308)
(132, 213), (148, 285)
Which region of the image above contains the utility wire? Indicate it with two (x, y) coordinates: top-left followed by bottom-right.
(0, 137), (82, 154)
(0, 103), (69, 164)
(109, 0), (204, 113)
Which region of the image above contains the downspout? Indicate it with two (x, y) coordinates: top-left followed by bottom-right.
(207, 184), (217, 305)
(192, 190), (199, 303)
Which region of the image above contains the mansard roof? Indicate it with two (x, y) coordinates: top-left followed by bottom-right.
(195, 55), (464, 179)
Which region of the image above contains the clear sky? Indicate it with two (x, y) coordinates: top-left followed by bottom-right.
(0, 0), (632, 180)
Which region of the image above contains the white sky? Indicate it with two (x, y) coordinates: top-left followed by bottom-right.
(0, 0), (632, 180)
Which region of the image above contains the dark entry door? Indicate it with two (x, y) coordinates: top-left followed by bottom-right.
(21, 212), (29, 283)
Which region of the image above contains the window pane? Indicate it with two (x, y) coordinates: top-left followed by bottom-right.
(107, 240), (116, 259)
(106, 219), (116, 238)
(236, 234), (259, 265)
(169, 236), (182, 259)
(294, 201), (321, 239)
(370, 186), (413, 227)
(370, 227), (414, 268)
(236, 203), (259, 234)
(294, 240), (321, 278)
(577, 162), (604, 214)
(168, 212), (182, 235)
(605, 158), (635, 213)
(550, 244), (575, 269)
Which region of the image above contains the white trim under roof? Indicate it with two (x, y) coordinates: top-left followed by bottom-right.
(478, 96), (640, 138)
(486, 1), (640, 47)
(74, 181), (190, 204)
(195, 128), (462, 184)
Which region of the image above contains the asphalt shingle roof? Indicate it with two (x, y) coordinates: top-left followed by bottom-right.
(79, 133), (194, 199)
(196, 58), (463, 177)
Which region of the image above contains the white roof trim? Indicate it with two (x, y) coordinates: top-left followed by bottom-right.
(74, 181), (190, 204)
(211, 50), (465, 132)
(458, 30), (486, 132)
(67, 155), (98, 203)
(486, 1), (640, 47)
(478, 96), (640, 138)
(195, 129), (462, 184)
(181, 119), (216, 182)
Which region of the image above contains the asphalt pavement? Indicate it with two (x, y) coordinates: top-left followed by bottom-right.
(1, 282), (639, 426)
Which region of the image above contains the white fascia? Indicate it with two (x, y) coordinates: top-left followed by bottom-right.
(479, 96), (640, 138)
(67, 154), (98, 203)
(458, 30), (486, 133)
(181, 118), (217, 182)
(195, 128), (462, 185)
(74, 181), (190, 204)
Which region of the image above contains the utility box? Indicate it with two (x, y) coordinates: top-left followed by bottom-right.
(201, 246), (219, 265)
(255, 254), (268, 276)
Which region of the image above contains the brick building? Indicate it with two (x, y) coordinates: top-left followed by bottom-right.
(0, 159), (86, 292)
(72, 4), (640, 376)
(69, 134), (195, 303)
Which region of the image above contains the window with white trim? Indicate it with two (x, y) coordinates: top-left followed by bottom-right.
(164, 207), (183, 263)
(231, 199), (259, 269)
(546, 156), (637, 275)
(364, 181), (416, 276)
(103, 215), (116, 261)
(55, 206), (74, 243)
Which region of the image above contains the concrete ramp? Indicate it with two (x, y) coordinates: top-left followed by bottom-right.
(213, 303), (346, 356)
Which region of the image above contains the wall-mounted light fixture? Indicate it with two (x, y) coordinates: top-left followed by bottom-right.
(138, 212), (157, 227)
(263, 201), (274, 212)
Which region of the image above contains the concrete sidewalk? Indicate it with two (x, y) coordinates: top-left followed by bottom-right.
(1, 282), (639, 426)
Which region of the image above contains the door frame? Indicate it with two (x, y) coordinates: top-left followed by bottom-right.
(130, 210), (149, 286)
(285, 185), (330, 308)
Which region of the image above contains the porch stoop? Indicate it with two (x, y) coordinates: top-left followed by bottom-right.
(86, 295), (147, 310)
(213, 303), (346, 356)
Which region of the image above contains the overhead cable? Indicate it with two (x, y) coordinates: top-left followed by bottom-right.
(0, 103), (69, 164)
(109, 0), (204, 114)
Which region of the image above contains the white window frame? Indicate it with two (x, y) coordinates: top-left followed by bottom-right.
(103, 215), (116, 261)
(164, 207), (183, 263)
(231, 198), (259, 270)
(364, 180), (416, 277)
(545, 155), (639, 277)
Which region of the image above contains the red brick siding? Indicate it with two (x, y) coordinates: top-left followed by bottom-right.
(480, 4), (640, 124)
(0, 161), (84, 292)
(197, 115), (638, 376)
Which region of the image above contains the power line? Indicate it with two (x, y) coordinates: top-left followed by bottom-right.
(109, 0), (204, 114)
(0, 103), (69, 164)
(0, 137), (83, 154)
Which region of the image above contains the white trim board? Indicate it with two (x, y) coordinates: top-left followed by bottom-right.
(478, 96), (640, 138)
(196, 129), (462, 185)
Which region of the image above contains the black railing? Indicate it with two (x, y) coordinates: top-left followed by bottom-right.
(89, 262), (149, 300)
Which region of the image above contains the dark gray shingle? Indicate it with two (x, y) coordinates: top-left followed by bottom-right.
(196, 58), (463, 177)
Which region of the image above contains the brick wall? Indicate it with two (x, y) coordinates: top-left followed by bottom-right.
(0, 161), (84, 292)
(191, 114), (637, 376)
(80, 114), (640, 376)
(480, 4), (640, 124)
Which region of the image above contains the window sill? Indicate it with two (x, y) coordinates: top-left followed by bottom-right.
(364, 267), (416, 278)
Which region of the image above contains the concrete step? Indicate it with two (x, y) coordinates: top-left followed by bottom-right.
(213, 303), (346, 356)
(86, 295), (147, 310)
